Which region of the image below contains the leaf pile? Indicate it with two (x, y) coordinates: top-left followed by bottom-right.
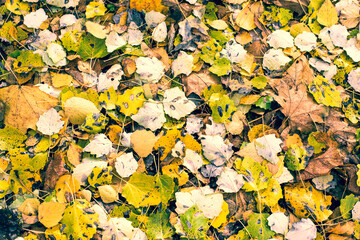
(1, 0), (360, 239)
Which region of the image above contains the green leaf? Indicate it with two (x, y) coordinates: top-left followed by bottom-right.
(261, 5), (293, 29)
(13, 51), (45, 73)
(208, 93), (237, 123)
(60, 199), (99, 240)
(340, 194), (359, 219)
(204, 2), (218, 21)
(61, 30), (83, 52)
(202, 84), (227, 101)
(254, 96), (273, 110)
(199, 39), (222, 65)
(247, 213), (275, 240)
(77, 34), (109, 61)
(235, 157), (272, 192)
(285, 144), (309, 171)
(122, 172), (161, 207)
(180, 206), (209, 239)
(156, 174), (175, 204)
(308, 131), (327, 154)
(251, 76), (268, 89)
(146, 210), (174, 239)
(308, 75), (342, 107)
(209, 57), (231, 76)
(0, 21), (28, 42)
(0, 125), (26, 151)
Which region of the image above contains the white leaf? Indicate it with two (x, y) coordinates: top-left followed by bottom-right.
(267, 30), (294, 49)
(46, 0), (79, 8)
(47, 43), (66, 64)
(31, 30), (57, 51)
(97, 64), (123, 92)
(254, 134), (282, 164)
(106, 31), (127, 53)
(221, 39), (247, 63)
(274, 166), (294, 184)
(102, 217), (146, 240)
(91, 204), (108, 229)
(128, 22), (143, 46)
(185, 0), (197, 4)
(131, 101), (166, 131)
(59, 14), (77, 28)
(172, 141), (185, 158)
(36, 108), (64, 135)
(201, 135), (233, 166)
(172, 51), (194, 77)
(263, 49), (291, 71)
(183, 149), (203, 173)
(352, 201), (360, 220)
(163, 87), (196, 120)
(135, 57), (165, 83)
(115, 152), (138, 178)
(216, 167), (244, 193)
(344, 38), (360, 62)
(348, 68), (360, 91)
(185, 116), (203, 135)
(294, 32), (317, 52)
(24, 9), (48, 29)
(209, 20), (228, 30)
(35, 83), (62, 98)
(312, 174), (336, 190)
(38, 49), (67, 67)
(145, 11), (166, 28)
(72, 158), (108, 185)
(285, 218), (317, 240)
(205, 117), (225, 136)
(267, 212), (289, 235)
(175, 186), (223, 219)
(121, 131), (132, 147)
(152, 22), (167, 42)
(81, 72), (98, 88)
(329, 24), (349, 47)
(83, 134), (115, 157)
(86, 21), (108, 39)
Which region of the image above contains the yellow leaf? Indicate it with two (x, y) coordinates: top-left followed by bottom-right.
(116, 86), (146, 117)
(5, 0), (29, 15)
(130, 0), (164, 12)
(0, 180), (10, 199)
(18, 198), (40, 216)
(130, 130), (158, 158)
(258, 178), (283, 207)
(235, 4), (256, 30)
(154, 129), (181, 161)
(284, 181), (332, 221)
(317, 0), (338, 27)
(45, 225), (67, 240)
(38, 202), (67, 228)
(162, 159), (189, 186)
(51, 73), (73, 88)
(211, 201), (229, 228)
(55, 175), (80, 203)
(86, 1), (107, 18)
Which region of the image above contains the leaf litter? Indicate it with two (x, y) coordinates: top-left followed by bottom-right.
(1, 0), (360, 239)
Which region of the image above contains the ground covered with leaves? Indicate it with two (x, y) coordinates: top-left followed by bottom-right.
(2, 0), (360, 239)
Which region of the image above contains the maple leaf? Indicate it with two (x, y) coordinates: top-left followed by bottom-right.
(0, 85), (58, 133)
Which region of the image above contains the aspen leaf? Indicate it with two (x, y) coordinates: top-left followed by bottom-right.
(24, 9), (48, 29)
(116, 86), (146, 117)
(285, 218), (317, 240)
(98, 185), (118, 203)
(130, 0), (164, 12)
(36, 108), (65, 135)
(247, 213), (275, 240)
(216, 167), (244, 193)
(0, 125), (27, 151)
(130, 130), (157, 158)
(317, 0), (338, 27)
(308, 76), (342, 107)
(179, 206), (209, 239)
(114, 152), (138, 178)
(340, 194), (359, 219)
(55, 175), (80, 203)
(146, 210), (174, 239)
(163, 88), (196, 120)
(86, 1), (107, 18)
(267, 212), (289, 235)
(83, 134), (114, 157)
(63, 97), (99, 125)
(131, 101), (166, 131)
(235, 4), (256, 30)
(5, 0), (30, 15)
(38, 202), (66, 228)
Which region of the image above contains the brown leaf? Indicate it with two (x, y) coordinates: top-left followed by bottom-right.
(182, 69), (220, 96)
(270, 57), (328, 132)
(342, 165), (360, 195)
(44, 152), (69, 191)
(328, 234), (355, 240)
(299, 132), (342, 180)
(327, 221), (355, 236)
(340, 6), (360, 29)
(0, 85), (58, 133)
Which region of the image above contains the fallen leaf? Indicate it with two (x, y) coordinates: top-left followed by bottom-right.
(130, 130), (158, 158)
(38, 202), (66, 228)
(0, 85), (58, 133)
(317, 0), (338, 27)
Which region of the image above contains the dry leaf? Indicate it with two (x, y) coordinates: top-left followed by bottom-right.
(130, 130), (158, 158)
(0, 85), (58, 133)
(235, 4), (256, 31)
(38, 202), (66, 228)
(183, 69), (220, 96)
